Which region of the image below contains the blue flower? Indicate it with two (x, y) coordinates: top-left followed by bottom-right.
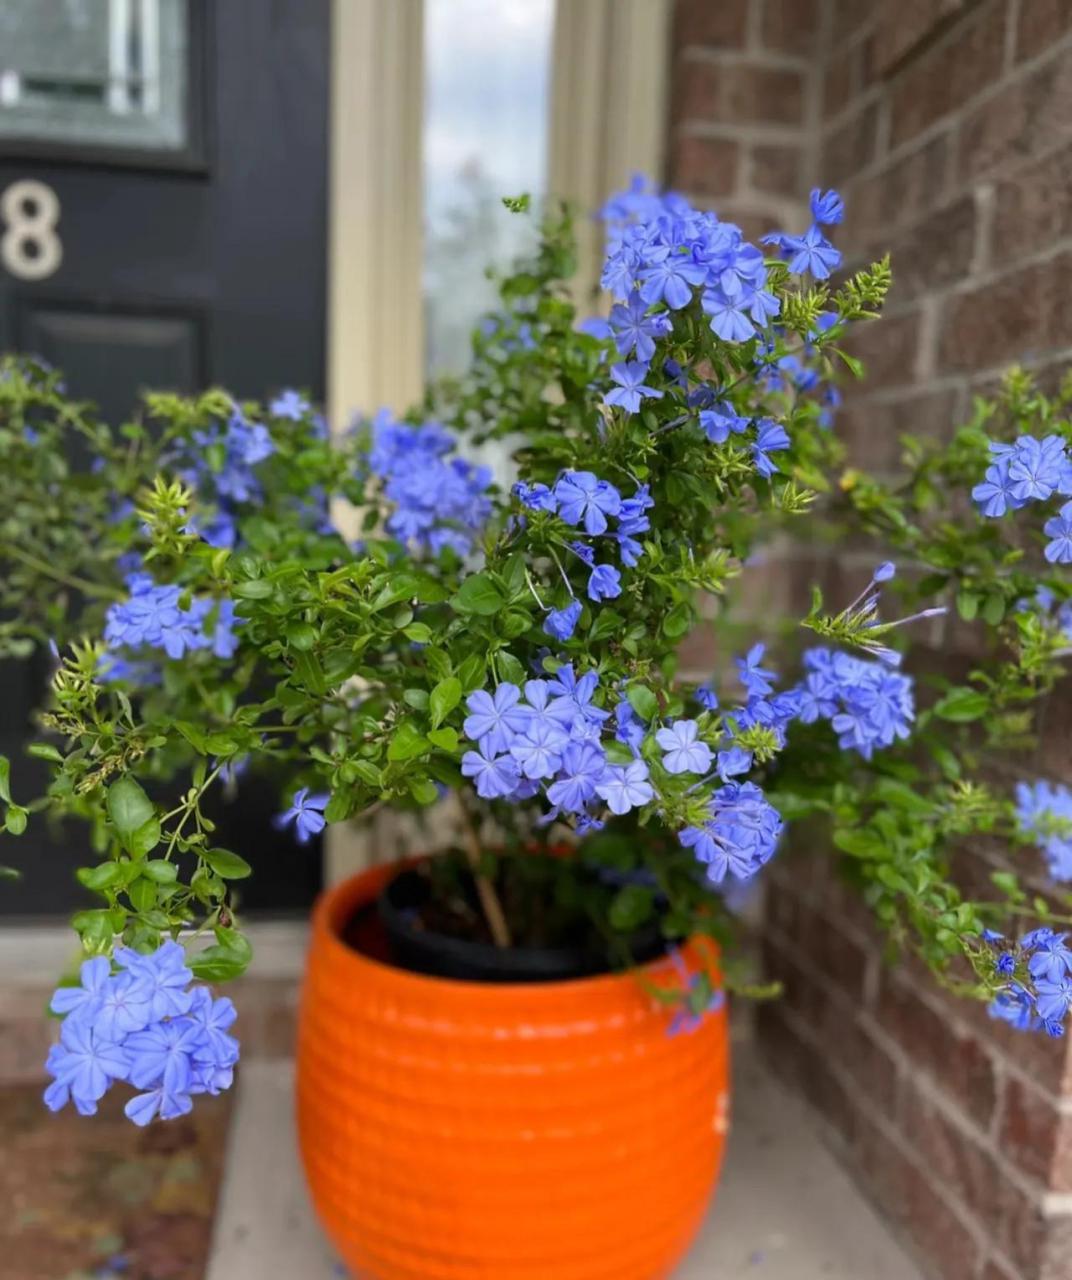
(1027, 931), (1072, 983)
(273, 787), (329, 845)
(605, 361), (664, 415)
(638, 250), (707, 309)
(608, 291), (673, 361)
(783, 224), (841, 279)
(716, 747), (753, 780)
(696, 683), (719, 711)
(461, 745), (521, 799)
(736, 643), (777, 698)
(547, 742), (608, 812)
(49, 956), (113, 1025)
(125, 1017), (201, 1093)
(554, 471), (622, 534)
(1015, 781), (1072, 881)
(679, 782), (782, 884)
(1008, 435), (1071, 503)
(796, 647), (914, 758)
(656, 719), (713, 775)
(544, 600), (582, 641)
(116, 941), (194, 1021)
(570, 539), (596, 566)
(463, 683), (531, 755)
(587, 564), (622, 603)
(43, 1021), (130, 1117)
(509, 719), (570, 780)
(752, 420), (791, 477)
(700, 402), (749, 444)
(269, 389), (309, 421)
(595, 760), (655, 815)
(1044, 502), (1072, 563)
(809, 188), (844, 226)
(615, 699), (645, 754)
(513, 481), (557, 513)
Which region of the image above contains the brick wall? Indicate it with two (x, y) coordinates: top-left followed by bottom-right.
(666, 3), (1072, 1279)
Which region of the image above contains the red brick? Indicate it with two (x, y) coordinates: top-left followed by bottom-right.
(838, 132), (950, 255)
(1016, 0), (1072, 63)
(904, 1085), (1005, 1219)
(889, 0), (1008, 148)
(981, 1260), (1018, 1280)
(1000, 1074), (1067, 1187)
(876, 0), (972, 76)
(761, 0), (821, 56)
(883, 194), (977, 305)
(822, 102), (880, 186)
(856, 1114), (984, 1280)
(721, 63), (806, 126)
(843, 309), (922, 390)
(672, 56), (720, 123)
(823, 45), (855, 119)
(751, 142), (803, 196)
(939, 254), (1072, 373)
(838, 387), (960, 471)
(673, 0), (750, 50)
(758, 1003), (861, 1137)
(832, 0), (878, 41)
(669, 134), (740, 197)
(959, 45), (1072, 182)
(877, 974), (999, 1128)
(993, 139), (1072, 263)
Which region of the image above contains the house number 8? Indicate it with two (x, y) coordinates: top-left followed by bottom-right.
(1, 179), (63, 281)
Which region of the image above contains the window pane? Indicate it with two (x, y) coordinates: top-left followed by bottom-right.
(423, 0), (555, 378)
(0, 0), (188, 153)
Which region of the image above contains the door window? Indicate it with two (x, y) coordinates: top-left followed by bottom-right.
(0, 0), (190, 155)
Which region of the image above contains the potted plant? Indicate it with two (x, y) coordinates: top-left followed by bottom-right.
(3, 181), (1072, 1279)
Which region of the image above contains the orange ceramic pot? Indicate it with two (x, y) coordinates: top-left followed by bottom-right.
(296, 860), (729, 1280)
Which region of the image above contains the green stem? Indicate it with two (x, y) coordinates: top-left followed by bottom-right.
(5, 544), (120, 600)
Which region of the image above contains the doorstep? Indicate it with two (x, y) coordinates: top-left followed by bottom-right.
(205, 1048), (924, 1280)
(3, 922), (923, 1278)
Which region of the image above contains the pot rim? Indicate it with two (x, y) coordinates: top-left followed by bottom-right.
(312, 854), (719, 1001)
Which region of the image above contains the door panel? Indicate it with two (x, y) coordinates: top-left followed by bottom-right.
(0, 0), (330, 915)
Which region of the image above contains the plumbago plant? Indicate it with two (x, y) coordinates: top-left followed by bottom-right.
(1, 178), (1071, 1128)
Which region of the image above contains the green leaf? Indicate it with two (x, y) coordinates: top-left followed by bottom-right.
(662, 602), (692, 639)
(142, 859), (179, 884)
(456, 653), (486, 692)
(232, 579), (274, 599)
(497, 651), (526, 685)
(609, 885), (654, 931)
(956, 591), (979, 622)
(27, 742), (63, 763)
(387, 722), (429, 762)
(0, 757), (11, 804)
(77, 861), (122, 892)
(127, 817), (161, 858)
(409, 777), (439, 805)
(107, 778), (155, 842)
(286, 621), (317, 650)
(451, 574), (506, 616)
(174, 721), (209, 752)
(626, 685), (659, 721)
(201, 847), (253, 879)
(430, 677), (461, 728)
(428, 727), (459, 752)
(129, 878), (157, 913)
(4, 805), (27, 835)
(934, 688), (990, 722)
(403, 622), (433, 643)
(351, 760), (383, 787)
(982, 594), (1006, 626)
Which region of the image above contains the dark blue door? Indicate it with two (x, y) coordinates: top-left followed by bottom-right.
(0, 0), (330, 914)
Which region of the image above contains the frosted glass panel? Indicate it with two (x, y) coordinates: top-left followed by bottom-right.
(423, 0), (555, 378)
(0, 0), (188, 152)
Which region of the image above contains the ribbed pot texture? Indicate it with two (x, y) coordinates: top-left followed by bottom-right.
(296, 860), (730, 1280)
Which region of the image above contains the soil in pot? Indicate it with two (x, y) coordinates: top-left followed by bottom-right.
(342, 844), (672, 983)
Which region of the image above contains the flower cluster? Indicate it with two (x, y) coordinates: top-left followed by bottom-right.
(762, 187), (844, 280)
(101, 572), (240, 679)
(794, 647), (915, 759)
(367, 412), (492, 557)
(987, 928), (1072, 1037)
(1015, 780), (1072, 882)
(514, 470), (654, 635)
(972, 435), (1072, 562)
(461, 669), (651, 831)
(178, 405), (276, 549)
(679, 782), (783, 885)
(44, 942), (238, 1125)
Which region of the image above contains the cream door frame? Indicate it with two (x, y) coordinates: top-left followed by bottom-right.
(324, 0), (671, 882)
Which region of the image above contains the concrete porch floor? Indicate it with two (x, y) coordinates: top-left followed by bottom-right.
(205, 1045), (924, 1280)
